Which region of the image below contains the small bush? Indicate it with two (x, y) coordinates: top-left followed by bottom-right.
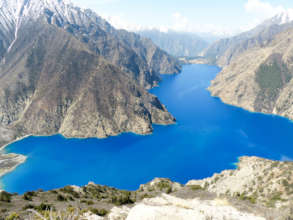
(166, 186), (172, 194)
(189, 185), (202, 191)
(140, 193), (152, 199)
(23, 204), (35, 210)
(0, 191), (12, 203)
(60, 186), (80, 198)
(57, 194), (67, 202)
(156, 181), (171, 191)
(23, 191), (36, 201)
(86, 200), (94, 205)
(111, 192), (134, 206)
(236, 192), (257, 204)
(5, 212), (19, 220)
(23, 195), (32, 201)
(282, 179), (289, 187)
(89, 208), (108, 216)
(34, 203), (53, 212)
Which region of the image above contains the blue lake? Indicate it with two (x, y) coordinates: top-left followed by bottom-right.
(2, 64), (293, 194)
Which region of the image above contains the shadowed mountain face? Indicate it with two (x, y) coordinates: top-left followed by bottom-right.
(0, 0), (180, 145)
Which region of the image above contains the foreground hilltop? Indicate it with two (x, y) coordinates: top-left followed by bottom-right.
(0, 0), (181, 148)
(0, 156), (292, 219)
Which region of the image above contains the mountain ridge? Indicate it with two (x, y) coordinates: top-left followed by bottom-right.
(208, 17), (293, 121)
(0, 0), (181, 147)
(202, 11), (293, 67)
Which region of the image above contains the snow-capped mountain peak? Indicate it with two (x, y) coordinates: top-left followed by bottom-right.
(0, 0), (75, 21)
(0, 0), (77, 53)
(270, 9), (293, 25)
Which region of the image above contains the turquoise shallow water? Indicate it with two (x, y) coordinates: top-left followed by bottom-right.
(2, 64), (293, 194)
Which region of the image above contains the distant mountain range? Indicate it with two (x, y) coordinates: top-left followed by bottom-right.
(0, 0), (181, 147)
(137, 29), (210, 57)
(207, 10), (293, 121)
(202, 11), (293, 66)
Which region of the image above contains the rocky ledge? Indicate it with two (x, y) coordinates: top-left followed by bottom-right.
(0, 156), (292, 219)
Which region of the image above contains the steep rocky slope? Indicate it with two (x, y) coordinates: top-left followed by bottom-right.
(0, 0), (181, 147)
(0, 157), (292, 219)
(209, 27), (293, 119)
(0, 19), (175, 142)
(0, 0), (181, 88)
(188, 156), (293, 208)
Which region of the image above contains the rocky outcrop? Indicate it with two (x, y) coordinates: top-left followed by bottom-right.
(187, 156), (293, 208)
(0, 0), (181, 147)
(109, 194), (265, 220)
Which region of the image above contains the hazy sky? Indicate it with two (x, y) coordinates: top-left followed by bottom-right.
(71, 0), (293, 36)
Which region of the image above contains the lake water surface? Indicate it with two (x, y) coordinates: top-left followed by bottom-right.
(2, 64), (293, 194)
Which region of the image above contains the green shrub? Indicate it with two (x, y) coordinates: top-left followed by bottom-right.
(189, 185), (202, 191)
(255, 60), (291, 98)
(22, 204), (35, 210)
(89, 208), (108, 216)
(50, 190), (58, 194)
(236, 192), (257, 204)
(140, 193), (152, 199)
(57, 194), (67, 202)
(282, 179), (289, 187)
(5, 212), (19, 220)
(157, 181), (171, 191)
(60, 186), (80, 198)
(86, 200), (94, 205)
(23, 191), (36, 201)
(111, 192), (134, 206)
(81, 199), (95, 205)
(35, 203), (53, 211)
(0, 191), (12, 203)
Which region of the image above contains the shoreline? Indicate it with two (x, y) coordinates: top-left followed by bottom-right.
(208, 90), (293, 124)
(0, 121), (176, 192)
(0, 135), (31, 191)
(0, 135), (31, 151)
(0, 153), (27, 191)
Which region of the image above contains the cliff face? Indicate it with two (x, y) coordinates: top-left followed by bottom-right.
(0, 0), (181, 146)
(208, 27), (293, 120)
(0, 19), (176, 142)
